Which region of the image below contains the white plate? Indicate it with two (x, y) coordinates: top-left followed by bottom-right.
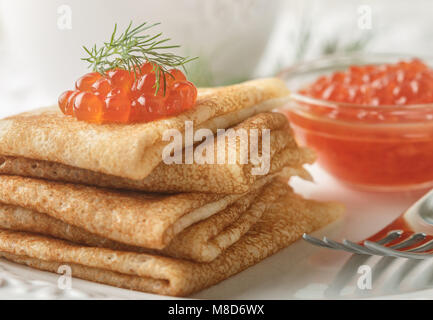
(0, 164), (432, 300)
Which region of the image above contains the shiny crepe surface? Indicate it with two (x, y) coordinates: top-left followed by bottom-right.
(0, 175), (263, 249)
(0, 112), (314, 194)
(0, 78), (289, 180)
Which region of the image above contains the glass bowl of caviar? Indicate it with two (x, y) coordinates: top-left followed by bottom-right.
(278, 53), (433, 191)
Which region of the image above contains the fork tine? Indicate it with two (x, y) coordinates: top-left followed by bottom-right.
(390, 233), (426, 250)
(364, 241), (433, 260)
(408, 239), (433, 252)
(323, 237), (360, 254)
(302, 234), (334, 249)
(303, 234), (365, 254)
(375, 230), (404, 245)
(304, 231), (426, 258)
(342, 240), (382, 255)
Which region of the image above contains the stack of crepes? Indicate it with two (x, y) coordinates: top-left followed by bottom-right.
(0, 78), (343, 296)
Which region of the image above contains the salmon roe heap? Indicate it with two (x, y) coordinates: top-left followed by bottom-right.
(58, 63), (197, 124)
(300, 58), (433, 106)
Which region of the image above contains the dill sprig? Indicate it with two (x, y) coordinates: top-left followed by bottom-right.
(81, 21), (197, 95)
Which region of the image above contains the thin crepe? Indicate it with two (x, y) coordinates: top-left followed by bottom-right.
(0, 112), (314, 194)
(0, 179), (293, 262)
(0, 175), (270, 250)
(0, 189), (343, 296)
(0, 78), (289, 180)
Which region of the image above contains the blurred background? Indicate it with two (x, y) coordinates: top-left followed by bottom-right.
(0, 0), (431, 116)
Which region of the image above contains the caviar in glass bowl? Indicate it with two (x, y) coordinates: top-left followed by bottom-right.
(279, 54), (433, 191)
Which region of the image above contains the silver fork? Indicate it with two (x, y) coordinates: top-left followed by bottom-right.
(303, 188), (433, 259)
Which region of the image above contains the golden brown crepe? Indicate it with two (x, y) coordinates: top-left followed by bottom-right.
(0, 174), (280, 250)
(0, 188), (343, 296)
(0, 78), (289, 180)
(162, 180), (289, 262)
(0, 179), (294, 263)
(0, 113), (314, 194)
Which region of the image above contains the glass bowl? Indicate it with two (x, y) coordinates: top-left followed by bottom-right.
(278, 53), (433, 191)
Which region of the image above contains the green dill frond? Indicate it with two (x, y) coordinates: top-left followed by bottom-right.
(81, 22), (197, 95)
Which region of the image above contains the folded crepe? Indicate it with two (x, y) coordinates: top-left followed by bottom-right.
(0, 112), (314, 194)
(0, 78), (289, 181)
(0, 188), (343, 296)
(0, 174), (288, 250)
(0, 178), (294, 263)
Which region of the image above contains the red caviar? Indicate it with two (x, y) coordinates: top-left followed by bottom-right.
(58, 90), (74, 115)
(73, 92), (104, 123)
(58, 63), (197, 124)
(75, 72), (102, 92)
(300, 59), (433, 106)
(284, 58), (433, 190)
